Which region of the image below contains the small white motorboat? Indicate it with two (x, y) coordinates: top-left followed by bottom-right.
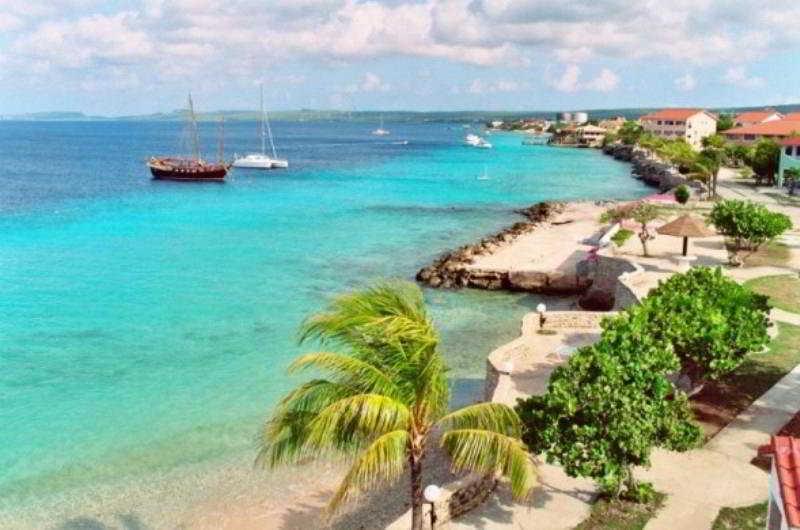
(464, 134), (492, 149)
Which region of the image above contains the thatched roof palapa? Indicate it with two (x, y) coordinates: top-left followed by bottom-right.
(656, 215), (714, 238)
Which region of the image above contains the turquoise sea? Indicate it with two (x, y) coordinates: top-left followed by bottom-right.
(0, 120), (650, 527)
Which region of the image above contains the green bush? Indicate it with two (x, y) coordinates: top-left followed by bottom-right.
(708, 200), (792, 263)
(674, 185), (690, 204)
(610, 228), (634, 247)
(517, 310), (700, 500)
(635, 267), (771, 385)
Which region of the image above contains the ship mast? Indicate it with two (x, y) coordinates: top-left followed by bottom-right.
(218, 115), (225, 163)
(188, 92), (201, 161)
(260, 84), (266, 156)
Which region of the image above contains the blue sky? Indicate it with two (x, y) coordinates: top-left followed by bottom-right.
(0, 0), (798, 115)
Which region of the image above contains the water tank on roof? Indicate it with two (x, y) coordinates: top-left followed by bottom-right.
(557, 112), (572, 123)
(574, 112), (589, 124)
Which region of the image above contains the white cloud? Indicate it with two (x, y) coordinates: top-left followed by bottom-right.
(674, 73), (696, 92)
(585, 68), (619, 92)
(466, 78), (524, 94)
(723, 66), (765, 89)
(549, 64), (581, 92)
(360, 72), (390, 92)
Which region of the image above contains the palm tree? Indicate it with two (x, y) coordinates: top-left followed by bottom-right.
(257, 280), (535, 530)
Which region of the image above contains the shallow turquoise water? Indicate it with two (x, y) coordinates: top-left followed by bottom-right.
(0, 121), (649, 522)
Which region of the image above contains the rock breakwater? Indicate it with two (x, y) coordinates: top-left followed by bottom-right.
(415, 202), (591, 294)
(603, 143), (691, 191)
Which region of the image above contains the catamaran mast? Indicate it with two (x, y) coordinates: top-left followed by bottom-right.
(260, 85), (266, 156)
(188, 92), (201, 161)
(218, 116), (225, 163)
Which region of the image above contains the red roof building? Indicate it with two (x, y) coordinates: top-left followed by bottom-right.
(759, 436), (800, 529)
(723, 120), (800, 144)
(639, 109), (717, 149)
(734, 110), (784, 128)
(785, 113), (800, 121)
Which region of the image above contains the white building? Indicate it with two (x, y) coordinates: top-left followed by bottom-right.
(639, 108), (718, 149)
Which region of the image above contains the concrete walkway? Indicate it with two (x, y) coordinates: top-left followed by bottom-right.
(641, 363), (800, 529)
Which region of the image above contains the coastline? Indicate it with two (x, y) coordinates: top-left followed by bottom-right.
(0, 127), (653, 530)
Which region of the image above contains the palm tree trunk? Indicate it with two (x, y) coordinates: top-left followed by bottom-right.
(409, 454), (424, 530)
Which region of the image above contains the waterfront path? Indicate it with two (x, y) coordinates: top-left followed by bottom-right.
(642, 361), (800, 529)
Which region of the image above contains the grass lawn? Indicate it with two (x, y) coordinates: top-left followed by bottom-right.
(744, 274), (800, 313)
(692, 323), (800, 438)
(711, 502), (767, 530)
(742, 241), (792, 268)
(574, 493), (666, 530)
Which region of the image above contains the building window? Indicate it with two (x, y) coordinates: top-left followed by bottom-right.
(787, 147), (793, 156)
(657, 120), (662, 125)
(745, 134), (755, 141)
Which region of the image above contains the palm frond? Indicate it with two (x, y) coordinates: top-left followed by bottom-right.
(257, 379), (356, 467)
(437, 402), (522, 437)
(289, 352), (403, 399)
(327, 430), (410, 512)
(305, 393), (411, 448)
(441, 429), (536, 499)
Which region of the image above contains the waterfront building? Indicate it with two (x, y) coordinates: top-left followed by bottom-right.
(733, 110), (784, 128)
(639, 108), (717, 149)
(576, 124), (607, 147)
(598, 116), (626, 133)
(723, 120), (800, 145)
(758, 436), (800, 530)
(777, 137), (800, 188)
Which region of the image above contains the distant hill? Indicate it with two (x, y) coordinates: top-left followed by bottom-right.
(3, 105), (800, 123)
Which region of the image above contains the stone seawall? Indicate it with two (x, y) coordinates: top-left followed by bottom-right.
(415, 202), (592, 295)
(603, 143), (689, 191)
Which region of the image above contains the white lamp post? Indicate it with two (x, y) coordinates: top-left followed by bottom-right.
(424, 484), (442, 529)
(536, 302), (547, 329)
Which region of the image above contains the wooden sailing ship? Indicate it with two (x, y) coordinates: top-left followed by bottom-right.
(148, 93), (229, 181)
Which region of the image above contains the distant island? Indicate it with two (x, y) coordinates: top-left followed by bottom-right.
(2, 104), (800, 123)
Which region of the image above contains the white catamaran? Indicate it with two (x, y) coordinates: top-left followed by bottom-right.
(233, 86), (288, 170)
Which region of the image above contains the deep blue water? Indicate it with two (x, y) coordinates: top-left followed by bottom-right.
(0, 120), (649, 525)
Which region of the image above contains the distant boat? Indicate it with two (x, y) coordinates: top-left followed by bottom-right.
(148, 93), (229, 182)
(372, 115), (390, 136)
(464, 134), (492, 149)
(477, 165), (490, 180)
(233, 85), (288, 169)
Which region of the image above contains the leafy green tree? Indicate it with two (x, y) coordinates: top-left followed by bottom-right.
(634, 267), (771, 387)
(716, 113), (734, 132)
(687, 151), (722, 199)
(674, 184), (690, 204)
(618, 121), (643, 145)
(708, 199), (793, 263)
(517, 311), (700, 500)
(747, 138), (781, 185)
(638, 132), (666, 151)
(258, 281), (536, 530)
(602, 202), (660, 256)
(656, 139), (697, 173)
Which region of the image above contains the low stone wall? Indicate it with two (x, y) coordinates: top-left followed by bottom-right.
(385, 474), (498, 530)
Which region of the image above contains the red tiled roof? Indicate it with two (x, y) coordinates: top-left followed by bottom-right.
(723, 120), (800, 137)
(759, 436), (800, 528)
(735, 111), (781, 123)
(640, 108), (712, 121)
(783, 137), (800, 147)
(786, 113), (800, 121)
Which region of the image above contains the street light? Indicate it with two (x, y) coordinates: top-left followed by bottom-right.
(536, 302), (547, 330)
(424, 484), (442, 529)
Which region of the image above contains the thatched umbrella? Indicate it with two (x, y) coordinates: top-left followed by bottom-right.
(656, 214), (715, 256)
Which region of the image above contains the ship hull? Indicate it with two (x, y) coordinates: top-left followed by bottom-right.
(148, 158), (228, 181)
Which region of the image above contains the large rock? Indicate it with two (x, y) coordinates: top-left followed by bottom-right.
(579, 287), (616, 311)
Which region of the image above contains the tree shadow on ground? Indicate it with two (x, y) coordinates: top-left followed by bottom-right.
(54, 513), (148, 530)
